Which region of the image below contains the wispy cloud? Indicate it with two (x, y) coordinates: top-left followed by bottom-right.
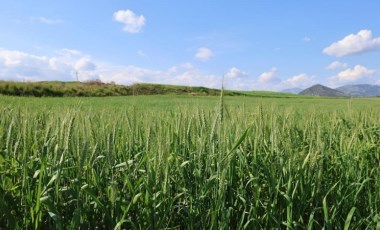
(30, 17), (64, 25)
(225, 67), (248, 78)
(195, 47), (213, 61)
(137, 50), (146, 57)
(323, 30), (380, 57)
(113, 9), (146, 33)
(303, 37), (311, 42)
(57, 49), (82, 57)
(258, 67), (277, 83)
(181, 62), (194, 69)
(326, 61), (348, 70)
(281, 73), (315, 89)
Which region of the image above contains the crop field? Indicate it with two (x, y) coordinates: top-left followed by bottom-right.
(0, 95), (380, 229)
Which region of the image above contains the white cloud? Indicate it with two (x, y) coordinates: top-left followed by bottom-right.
(31, 17), (64, 25)
(195, 47), (213, 61)
(225, 67), (248, 78)
(282, 73), (315, 88)
(75, 58), (96, 71)
(113, 9), (146, 33)
(323, 30), (380, 57)
(97, 65), (157, 85)
(247, 72), (315, 91)
(337, 65), (376, 81)
(3, 48), (354, 92)
(57, 49), (82, 57)
(223, 67), (250, 90)
(328, 65), (378, 87)
(0, 48), (222, 88)
(182, 62), (194, 69)
(258, 67), (277, 83)
(166, 63), (194, 75)
(172, 71), (220, 89)
(326, 61), (348, 70)
(303, 37), (311, 42)
(0, 48), (98, 82)
(96, 64), (221, 89)
(168, 66), (178, 73)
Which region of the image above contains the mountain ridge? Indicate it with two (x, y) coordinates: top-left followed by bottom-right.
(299, 84), (347, 97)
(281, 88), (303, 94)
(336, 84), (380, 97)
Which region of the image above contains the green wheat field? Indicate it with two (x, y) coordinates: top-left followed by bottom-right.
(1, 95), (379, 229)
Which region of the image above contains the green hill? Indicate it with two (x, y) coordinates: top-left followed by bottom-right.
(0, 80), (309, 98)
(0, 80), (128, 97)
(0, 80), (244, 97)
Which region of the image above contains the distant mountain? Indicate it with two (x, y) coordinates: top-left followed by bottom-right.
(336, 84), (380, 97)
(281, 88), (303, 94)
(299, 84), (347, 97)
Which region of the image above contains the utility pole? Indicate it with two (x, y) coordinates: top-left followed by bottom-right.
(76, 71), (79, 81)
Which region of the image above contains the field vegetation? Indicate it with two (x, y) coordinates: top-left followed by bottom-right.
(0, 94), (379, 229)
(0, 80), (246, 97)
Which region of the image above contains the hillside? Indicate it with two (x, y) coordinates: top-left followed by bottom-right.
(281, 88), (303, 94)
(0, 80), (129, 97)
(237, 90), (298, 98)
(129, 83), (242, 96)
(299, 84), (347, 97)
(336, 84), (380, 97)
(0, 80), (243, 97)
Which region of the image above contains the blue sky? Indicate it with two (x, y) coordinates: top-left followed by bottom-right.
(1, 0), (380, 91)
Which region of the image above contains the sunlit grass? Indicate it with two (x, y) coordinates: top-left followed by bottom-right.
(0, 95), (379, 229)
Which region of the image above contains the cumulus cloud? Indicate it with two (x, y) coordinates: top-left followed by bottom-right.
(329, 65), (378, 87)
(195, 47), (213, 61)
(95, 64), (221, 89)
(0, 48), (98, 82)
(225, 67), (248, 78)
(245, 71), (316, 91)
(0, 48), (222, 88)
(97, 65), (157, 85)
(337, 65), (376, 81)
(258, 67), (277, 83)
(30, 17), (64, 25)
(172, 71), (220, 89)
(323, 30), (380, 57)
(75, 58), (96, 71)
(113, 9), (146, 33)
(166, 63), (194, 75)
(223, 67), (251, 90)
(326, 61), (348, 70)
(281, 73), (315, 88)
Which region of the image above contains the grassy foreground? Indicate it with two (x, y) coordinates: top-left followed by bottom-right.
(0, 95), (379, 229)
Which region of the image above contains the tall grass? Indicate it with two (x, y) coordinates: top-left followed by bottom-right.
(0, 97), (379, 229)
